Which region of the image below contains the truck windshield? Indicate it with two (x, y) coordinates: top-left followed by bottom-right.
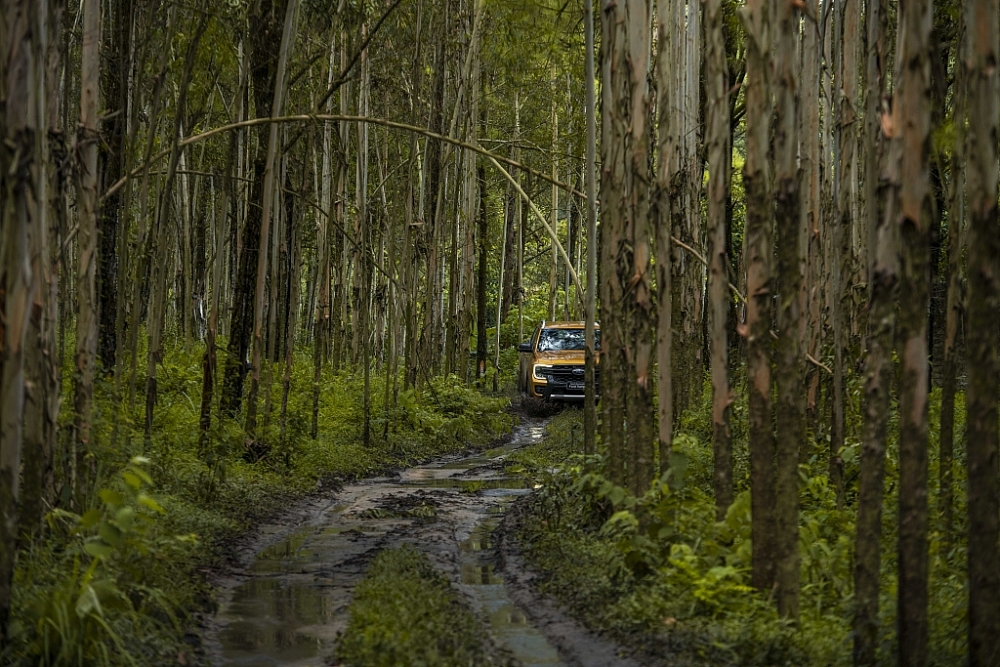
(537, 328), (600, 352)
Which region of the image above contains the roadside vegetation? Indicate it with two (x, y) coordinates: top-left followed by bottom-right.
(3, 345), (511, 667)
(336, 546), (507, 667)
(512, 386), (968, 666)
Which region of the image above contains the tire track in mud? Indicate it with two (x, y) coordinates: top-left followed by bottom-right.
(202, 417), (575, 667)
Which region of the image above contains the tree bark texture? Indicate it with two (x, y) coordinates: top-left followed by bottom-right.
(963, 0), (1000, 659)
(772, 0), (804, 620)
(705, 0), (732, 519)
(739, 0), (777, 594)
(894, 0), (934, 659)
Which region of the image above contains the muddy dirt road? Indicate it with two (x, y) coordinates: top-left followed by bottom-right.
(203, 417), (568, 667)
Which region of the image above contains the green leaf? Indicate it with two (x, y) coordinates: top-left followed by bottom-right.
(115, 507), (135, 531)
(138, 493), (165, 514)
(81, 509), (102, 528)
(99, 522), (124, 546)
(608, 486), (626, 507)
(84, 539), (114, 559)
(99, 488), (124, 508)
(122, 471), (142, 491)
(76, 585), (104, 618)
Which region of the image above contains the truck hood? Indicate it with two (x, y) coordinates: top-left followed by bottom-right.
(534, 350), (594, 364)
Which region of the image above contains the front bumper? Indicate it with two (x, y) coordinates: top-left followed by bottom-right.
(529, 366), (600, 401)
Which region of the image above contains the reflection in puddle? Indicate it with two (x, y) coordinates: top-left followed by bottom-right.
(218, 578), (334, 666)
(460, 521), (563, 667)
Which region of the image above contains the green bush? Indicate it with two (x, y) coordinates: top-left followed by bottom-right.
(336, 546), (492, 667)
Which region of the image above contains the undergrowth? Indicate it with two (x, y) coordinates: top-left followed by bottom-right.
(4, 339), (513, 667)
(336, 546), (502, 667)
(513, 380), (968, 666)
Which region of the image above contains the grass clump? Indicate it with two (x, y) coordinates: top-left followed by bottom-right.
(336, 546), (493, 667)
(505, 408), (585, 476)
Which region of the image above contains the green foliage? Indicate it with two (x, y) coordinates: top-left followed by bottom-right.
(8, 459), (182, 667)
(336, 546), (493, 667)
(514, 385), (969, 666)
(8, 341), (513, 667)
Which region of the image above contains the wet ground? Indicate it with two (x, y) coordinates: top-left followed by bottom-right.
(204, 418), (565, 667)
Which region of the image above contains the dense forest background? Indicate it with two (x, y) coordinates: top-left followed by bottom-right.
(0, 0), (997, 664)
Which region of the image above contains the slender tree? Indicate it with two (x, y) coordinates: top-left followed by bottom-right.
(894, 0), (934, 658)
(739, 0), (777, 593)
(963, 0), (1000, 659)
(705, 0), (732, 519)
(772, 0), (804, 619)
(852, 0), (891, 662)
(0, 0), (46, 639)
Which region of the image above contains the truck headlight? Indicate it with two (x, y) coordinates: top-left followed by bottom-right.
(532, 364), (552, 381)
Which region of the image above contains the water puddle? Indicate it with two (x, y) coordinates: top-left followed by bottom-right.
(460, 521), (563, 667)
(210, 418), (563, 667)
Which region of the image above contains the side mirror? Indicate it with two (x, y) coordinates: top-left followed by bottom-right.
(517, 342), (533, 353)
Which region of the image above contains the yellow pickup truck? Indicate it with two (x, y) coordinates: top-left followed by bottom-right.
(517, 321), (600, 402)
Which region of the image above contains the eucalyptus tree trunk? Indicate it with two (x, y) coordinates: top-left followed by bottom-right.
(223, 0), (290, 417)
(705, 0), (731, 520)
(548, 79), (559, 321)
(0, 0), (47, 639)
(421, 1), (448, 376)
(145, 14), (208, 443)
(893, 0), (934, 658)
(831, 0), (860, 507)
(669, 0), (703, 420)
(600, 0), (653, 493)
(963, 0), (1000, 658)
(476, 164), (488, 380)
(584, 0), (599, 457)
(312, 37), (337, 440)
(20, 0), (64, 538)
(246, 0), (299, 442)
(852, 0), (891, 662)
(772, 0), (804, 619)
(97, 0), (132, 372)
(203, 50), (247, 449)
(356, 18), (372, 447)
(600, 0), (625, 485)
(73, 0), (101, 494)
(802, 0), (822, 427)
(938, 15), (965, 549)
(738, 0), (776, 594)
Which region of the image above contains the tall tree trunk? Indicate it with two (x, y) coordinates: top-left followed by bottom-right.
(894, 0), (934, 658)
(96, 0), (132, 373)
(475, 165), (488, 379)
(739, 0), (776, 594)
(584, 0), (599, 457)
(599, 0), (628, 487)
(705, 0), (731, 520)
(772, 0), (804, 619)
(938, 14), (965, 550)
(222, 0), (290, 417)
(73, 0), (101, 500)
(312, 36), (337, 440)
(0, 0), (46, 639)
(20, 0), (63, 538)
(963, 0), (1000, 659)
(852, 0), (891, 662)
(145, 14), (208, 443)
(831, 0), (859, 507)
(246, 0), (299, 442)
